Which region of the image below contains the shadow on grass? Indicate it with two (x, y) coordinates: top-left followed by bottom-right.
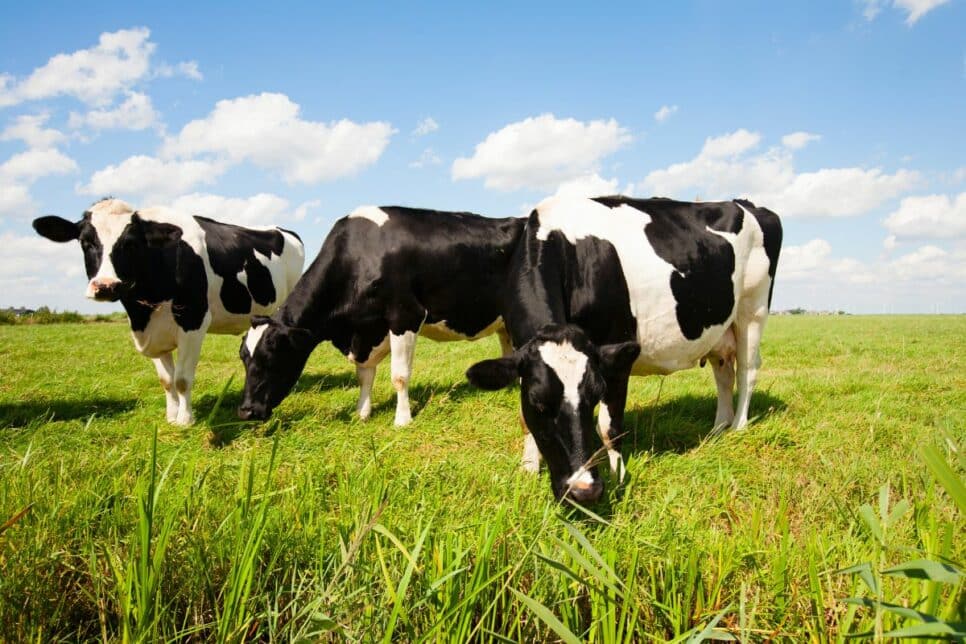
(621, 390), (787, 457)
(330, 380), (481, 424)
(0, 397), (138, 429)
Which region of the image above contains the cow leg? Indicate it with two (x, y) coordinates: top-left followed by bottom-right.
(356, 364), (377, 420)
(597, 373), (630, 482)
(711, 356), (735, 430)
(389, 331), (418, 426)
(152, 353), (178, 422)
(497, 327), (513, 357)
(520, 412), (541, 473)
(172, 326), (207, 426)
(355, 336), (390, 421)
(733, 312), (766, 430)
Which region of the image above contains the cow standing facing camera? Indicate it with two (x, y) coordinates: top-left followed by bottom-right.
(33, 198), (305, 425)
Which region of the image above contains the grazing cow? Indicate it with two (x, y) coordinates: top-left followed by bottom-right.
(466, 196), (782, 503)
(32, 198), (305, 425)
(237, 206), (526, 425)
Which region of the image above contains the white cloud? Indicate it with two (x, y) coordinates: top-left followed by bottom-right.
(884, 234), (898, 250)
(0, 28), (155, 107)
(161, 92), (394, 184)
(155, 60), (203, 81)
(412, 117), (439, 136)
(409, 148), (441, 169)
(781, 131), (821, 150)
(641, 128), (919, 217)
(862, 0), (949, 24)
(553, 173), (619, 199)
(170, 192), (294, 226)
(293, 199), (320, 221)
(452, 113), (631, 191)
(893, 0), (950, 24)
(1, 113), (66, 148)
(68, 91), (159, 131)
(0, 117), (78, 217)
(79, 155), (226, 203)
(654, 105), (678, 123)
(883, 192), (966, 239)
(1, 148), (78, 182)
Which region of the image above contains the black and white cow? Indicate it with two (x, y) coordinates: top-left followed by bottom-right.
(32, 198), (305, 425)
(237, 206), (526, 425)
(466, 195), (782, 503)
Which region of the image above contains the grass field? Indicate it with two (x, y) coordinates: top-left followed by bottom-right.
(0, 315), (963, 641)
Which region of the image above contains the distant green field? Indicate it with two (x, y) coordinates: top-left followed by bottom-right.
(0, 315), (963, 641)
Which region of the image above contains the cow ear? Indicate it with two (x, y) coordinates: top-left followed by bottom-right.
(466, 354), (520, 391)
(134, 213), (183, 248)
(33, 216), (80, 242)
(599, 341), (640, 375)
(283, 325), (317, 349)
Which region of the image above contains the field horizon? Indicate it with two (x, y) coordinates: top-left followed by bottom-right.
(1, 315), (963, 641)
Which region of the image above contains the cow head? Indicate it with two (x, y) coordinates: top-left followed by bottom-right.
(466, 324), (639, 504)
(32, 199), (183, 302)
(237, 316), (317, 421)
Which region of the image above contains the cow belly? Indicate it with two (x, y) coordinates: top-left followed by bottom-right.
(131, 302), (179, 357)
(630, 311), (735, 375)
(419, 317), (503, 342)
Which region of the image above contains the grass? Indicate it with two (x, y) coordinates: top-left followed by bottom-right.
(0, 315), (963, 641)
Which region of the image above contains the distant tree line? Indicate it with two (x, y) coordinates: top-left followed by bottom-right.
(0, 307), (125, 325)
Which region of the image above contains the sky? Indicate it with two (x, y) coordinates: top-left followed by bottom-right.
(1, 1), (964, 315)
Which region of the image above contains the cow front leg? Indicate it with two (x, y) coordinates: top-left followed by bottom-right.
(152, 353), (178, 422)
(598, 374), (630, 482)
(356, 365), (376, 420)
(172, 326), (207, 426)
(497, 327), (513, 357)
(389, 331), (418, 426)
(520, 411), (541, 473)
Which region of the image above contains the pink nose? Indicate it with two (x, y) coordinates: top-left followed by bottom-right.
(86, 278), (121, 298)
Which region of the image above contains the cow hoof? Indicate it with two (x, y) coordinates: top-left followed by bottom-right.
(521, 459), (540, 474)
(173, 414), (194, 426)
(394, 413), (412, 427)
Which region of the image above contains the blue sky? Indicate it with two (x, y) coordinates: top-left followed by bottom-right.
(1, 1), (964, 314)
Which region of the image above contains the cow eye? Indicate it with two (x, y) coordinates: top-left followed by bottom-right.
(527, 390), (548, 413)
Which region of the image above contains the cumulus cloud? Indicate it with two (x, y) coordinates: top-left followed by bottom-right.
(0, 114), (78, 217)
(781, 131), (821, 150)
(1, 113), (66, 148)
(641, 128), (919, 217)
(654, 105), (678, 123)
(68, 91), (159, 131)
(412, 117), (439, 136)
(409, 148), (441, 169)
(772, 237), (966, 313)
(79, 155), (226, 203)
(883, 192), (966, 239)
(452, 113), (631, 191)
(170, 192), (296, 226)
(553, 173), (619, 199)
(862, 0), (949, 24)
(0, 28), (154, 107)
(155, 60), (203, 81)
(161, 92), (394, 184)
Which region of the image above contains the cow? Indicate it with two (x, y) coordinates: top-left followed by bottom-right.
(465, 195), (782, 503)
(32, 198), (305, 425)
(237, 205), (526, 425)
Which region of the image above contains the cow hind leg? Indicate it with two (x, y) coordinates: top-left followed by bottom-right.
(733, 312), (767, 430)
(152, 353), (178, 422)
(389, 331), (418, 426)
(710, 356), (735, 430)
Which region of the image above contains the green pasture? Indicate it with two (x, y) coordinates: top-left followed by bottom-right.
(0, 315), (963, 641)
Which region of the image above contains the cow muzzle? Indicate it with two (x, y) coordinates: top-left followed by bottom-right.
(86, 278), (124, 301)
(237, 404), (270, 421)
(561, 468), (604, 504)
